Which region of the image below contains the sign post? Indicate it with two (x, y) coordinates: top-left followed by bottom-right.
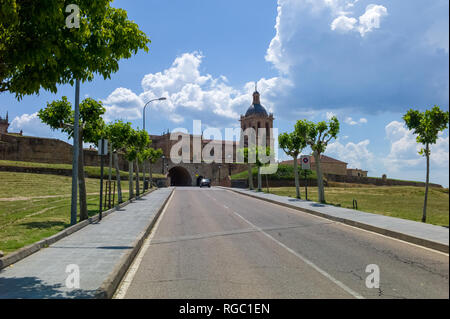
(301, 155), (311, 201)
(98, 139), (108, 221)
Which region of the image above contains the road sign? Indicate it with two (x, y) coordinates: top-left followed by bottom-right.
(98, 139), (108, 156)
(301, 155), (310, 170)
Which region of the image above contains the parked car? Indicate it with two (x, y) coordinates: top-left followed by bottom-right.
(199, 178), (211, 188)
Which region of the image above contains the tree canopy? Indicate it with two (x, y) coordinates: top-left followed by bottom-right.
(0, 0), (150, 98)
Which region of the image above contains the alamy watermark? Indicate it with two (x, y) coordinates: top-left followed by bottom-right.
(65, 264), (80, 289)
(169, 120), (279, 174)
(65, 4), (80, 29)
(365, 264), (380, 289)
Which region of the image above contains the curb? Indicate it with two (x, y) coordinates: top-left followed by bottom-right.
(93, 187), (174, 299)
(224, 187), (449, 254)
(0, 188), (157, 270)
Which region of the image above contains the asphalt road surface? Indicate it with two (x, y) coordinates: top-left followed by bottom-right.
(116, 187), (449, 299)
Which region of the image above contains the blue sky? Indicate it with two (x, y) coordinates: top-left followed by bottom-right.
(1, 0), (448, 186)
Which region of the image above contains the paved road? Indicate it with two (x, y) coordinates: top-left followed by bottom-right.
(117, 187), (449, 299)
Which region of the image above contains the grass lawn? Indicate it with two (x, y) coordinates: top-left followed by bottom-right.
(265, 186), (449, 226)
(0, 171), (150, 256)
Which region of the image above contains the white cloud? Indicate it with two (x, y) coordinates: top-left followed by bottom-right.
(344, 117), (368, 125)
(358, 4), (388, 36)
(331, 15), (357, 32)
(103, 52), (287, 128)
(384, 121), (449, 171)
(327, 138), (375, 170)
(9, 113), (59, 138)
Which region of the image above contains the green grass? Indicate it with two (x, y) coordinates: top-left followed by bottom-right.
(231, 164), (317, 180)
(0, 171), (150, 255)
(0, 159), (164, 179)
(264, 186), (449, 227)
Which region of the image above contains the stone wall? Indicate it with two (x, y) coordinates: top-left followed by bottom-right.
(324, 173), (443, 188)
(0, 133), (129, 170)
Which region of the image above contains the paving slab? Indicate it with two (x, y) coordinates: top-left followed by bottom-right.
(225, 187), (449, 252)
(0, 188), (173, 299)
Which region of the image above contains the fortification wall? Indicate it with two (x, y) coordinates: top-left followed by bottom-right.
(0, 133), (129, 170)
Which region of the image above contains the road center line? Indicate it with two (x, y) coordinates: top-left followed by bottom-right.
(232, 210), (365, 299)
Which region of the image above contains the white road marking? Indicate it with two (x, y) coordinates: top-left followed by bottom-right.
(113, 190), (175, 299)
(232, 210), (365, 299)
(225, 189), (449, 257)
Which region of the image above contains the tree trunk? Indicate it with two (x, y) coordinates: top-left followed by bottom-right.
(78, 128), (88, 221)
(149, 162), (153, 188)
(128, 160), (134, 200)
(422, 144), (430, 223)
(248, 163), (254, 190)
(114, 152), (123, 204)
(142, 160), (147, 191)
(257, 166), (262, 192)
(293, 155), (301, 199)
(108, 142), (112, 208)
(135, 159), (140, 197)
(314, 151), (325, 203)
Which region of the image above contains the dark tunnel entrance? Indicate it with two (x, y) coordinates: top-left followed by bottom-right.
(168, 166), (192, 186)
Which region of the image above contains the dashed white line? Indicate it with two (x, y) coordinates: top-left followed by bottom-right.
(232, 210), (365, 299)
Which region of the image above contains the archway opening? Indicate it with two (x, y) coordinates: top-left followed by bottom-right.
(168, 166), (192, 186)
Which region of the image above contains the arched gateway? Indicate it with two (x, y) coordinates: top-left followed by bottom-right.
(168, 166), (192, 186)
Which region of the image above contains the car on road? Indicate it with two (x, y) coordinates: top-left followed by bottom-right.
(199, 178), (211, 188)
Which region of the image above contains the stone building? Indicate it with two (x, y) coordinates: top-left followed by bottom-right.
(0, 112), (9, 134)
(281, 155), (348, 176)
(347, 168), (368, 177)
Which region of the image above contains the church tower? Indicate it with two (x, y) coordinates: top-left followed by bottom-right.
(240, 86), (274, 149)
(0, 112), (9, 134)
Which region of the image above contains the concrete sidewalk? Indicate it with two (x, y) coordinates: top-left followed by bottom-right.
(225, 187), (449, 253)
(0, 188), (173, 299)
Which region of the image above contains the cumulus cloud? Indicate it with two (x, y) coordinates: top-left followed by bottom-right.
(344, 117), (368, 125)
(331, 15), (358, 33)
(102, 52), (287, 128)
(357, 4), (388, 36)
(384, 121), (449, 171)
(264, 0), (448, 117)
(327, 138), (375, 170)
(9, 113), (59, 139)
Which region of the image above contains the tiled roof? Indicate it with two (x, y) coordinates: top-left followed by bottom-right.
(281, 154), (347, 165)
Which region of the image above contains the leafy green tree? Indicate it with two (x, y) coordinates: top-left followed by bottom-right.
(124, 145), (138, 200)
(142, 147), (163, 189)
(134, 130), (150, 196)
(1, 0), (150, 98)
(105, 120), (133, 203)
(255, 146), (272, 192)
(279, 132), (307, 199)
(38, 96), (105, 220)
(295, 116), (340, 203)
(403, 106), (449, 223)
(238, 147), (255, 190)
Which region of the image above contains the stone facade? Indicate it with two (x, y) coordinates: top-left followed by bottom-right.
(0, 133), (129, 170)
(0, 112), (9, 134)
(281, 155), (349, 176)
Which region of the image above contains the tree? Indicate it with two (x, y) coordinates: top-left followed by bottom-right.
(295, 116), (340, 203)
(279, 131), (307, 199)
(239, 147), (255, 190)
(1, 0), (150, 98)
(403, 106), (449, 223)
(105, 120), (133, 203)
(38, 96), (105, 220)
(134, 130), (150, 196)
(143, 147), (163, 189)
(255, 146), (272, 192)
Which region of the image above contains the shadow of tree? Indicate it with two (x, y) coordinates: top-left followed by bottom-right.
(20, 221), (67, 230)
(0, 276), (98, 299)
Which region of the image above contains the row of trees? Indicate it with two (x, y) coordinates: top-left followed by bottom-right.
(277, 107), (448, 223)
(38, 96), (163, 222)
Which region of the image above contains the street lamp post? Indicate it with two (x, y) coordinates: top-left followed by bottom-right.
(143, 97), (167, 132)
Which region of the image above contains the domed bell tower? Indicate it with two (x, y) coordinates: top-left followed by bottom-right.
(240, 84), (274, 149)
